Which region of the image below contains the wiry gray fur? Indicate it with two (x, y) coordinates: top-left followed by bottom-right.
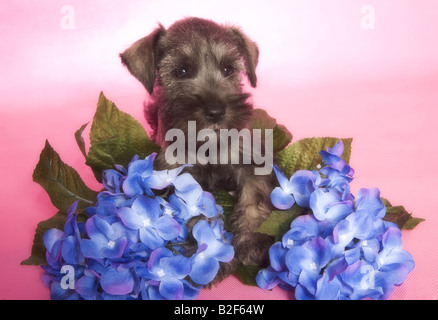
(121, 17), (276, 284)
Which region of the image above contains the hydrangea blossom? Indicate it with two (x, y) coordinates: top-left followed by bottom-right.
(41, 153), (234, 300)
(257, 141), (414, 300)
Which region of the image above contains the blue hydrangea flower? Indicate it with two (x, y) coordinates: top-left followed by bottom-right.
(257, 141), (415, 300)
(102, 169), (124, 194)
(80, 215), (129, 260)
(138, 247), (192, 300)
(270, 165), (317, 210)
(117, 196), (181, 250)
(310, 188), (354, 224)
(101, 265), (136, 296)
(41, 153), (233, 300)
(122, 153), (156, 197)
(189, 220), (235, 285)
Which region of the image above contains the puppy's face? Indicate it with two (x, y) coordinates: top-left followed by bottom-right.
(121, 17), (259, 137)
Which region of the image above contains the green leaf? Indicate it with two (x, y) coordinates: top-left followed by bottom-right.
(382, 198), (425, 230)
(33, 140), (98, 213)
(75, 122), (89, 158)
(86, 92), (160, 181)
(233, 264), (260, 287)
(250, 108), (293, 153)
(21, 211), (67, 266)
(276, 137), (353, 178)
(403, 216), (425, 230)
(255, 205), (306, 241)
(383, 206), (411, 229)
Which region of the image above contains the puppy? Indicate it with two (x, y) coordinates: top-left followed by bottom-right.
(120, 17), (275, 282)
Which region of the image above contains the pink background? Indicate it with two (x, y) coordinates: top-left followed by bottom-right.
(1, 0), (437, 299)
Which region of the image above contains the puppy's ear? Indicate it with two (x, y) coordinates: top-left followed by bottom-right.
(229, 27), (259, 87)
(120, 25), (165, 94)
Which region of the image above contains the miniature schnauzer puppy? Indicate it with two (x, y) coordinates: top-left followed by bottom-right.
(120, 17), (276, 280)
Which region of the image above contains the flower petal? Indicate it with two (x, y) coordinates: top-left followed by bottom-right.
(211, 242), (235, 263)
(285, 245), (312, 275)
(101, 267), (134, 296)
(273, 165), (290, 190)
(315, 273), (341, 300)
(192, 220), (216, 245)
(131, 196), (161, 222)
(256, 266), (281, 290)
(127, 155), (155, 178)
(270, 187), (295, 210)
(117, 207), (142, 230)
(173, 173), (203, 202)
(160, 255), (192, 279)
(43, 228), (64, 253)
(148, 165), (188, 190)
(75, 274), (98, 299)
(80, 238), (103, 260)
(122, 173), (144, 197)
(283, 215), (319, 247)
(190, 256), (219, 285)
(159, 278), (184, 300)
(147, 247), (174, 275)
(308, 237), (332, 268)
(356, 188), (386, 219)
(61, 235), (81, 265)
(289, 170), (316, 207)
(101, 236), (128, 259)
(200, 192), (220, 218)
(269, 242), (287, 272)
(139, 227), (165, 250)
(154, 215), (181, 241)
(102, 169), (123, 194)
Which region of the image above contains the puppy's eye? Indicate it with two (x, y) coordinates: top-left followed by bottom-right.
(173, 67), (189, 79)
(223, 66), (235, 77)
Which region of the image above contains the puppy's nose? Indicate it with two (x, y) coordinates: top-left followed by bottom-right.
(205, 103), (225, 123)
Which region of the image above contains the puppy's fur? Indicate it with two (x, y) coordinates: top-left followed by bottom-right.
(121, 17), (275, 281)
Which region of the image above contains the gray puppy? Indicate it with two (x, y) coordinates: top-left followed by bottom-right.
(120, 17), (275, 282)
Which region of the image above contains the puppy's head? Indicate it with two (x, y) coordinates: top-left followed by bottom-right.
(121, 17), (259, 141)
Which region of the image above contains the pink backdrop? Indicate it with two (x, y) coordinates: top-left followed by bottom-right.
(1, 0), (437, 299)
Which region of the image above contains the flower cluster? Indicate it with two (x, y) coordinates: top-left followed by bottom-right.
(42, 153), (234, 300)
(256, 141), (414, 300)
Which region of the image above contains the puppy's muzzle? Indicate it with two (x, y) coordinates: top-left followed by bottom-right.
(204, 101), (226, 123)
